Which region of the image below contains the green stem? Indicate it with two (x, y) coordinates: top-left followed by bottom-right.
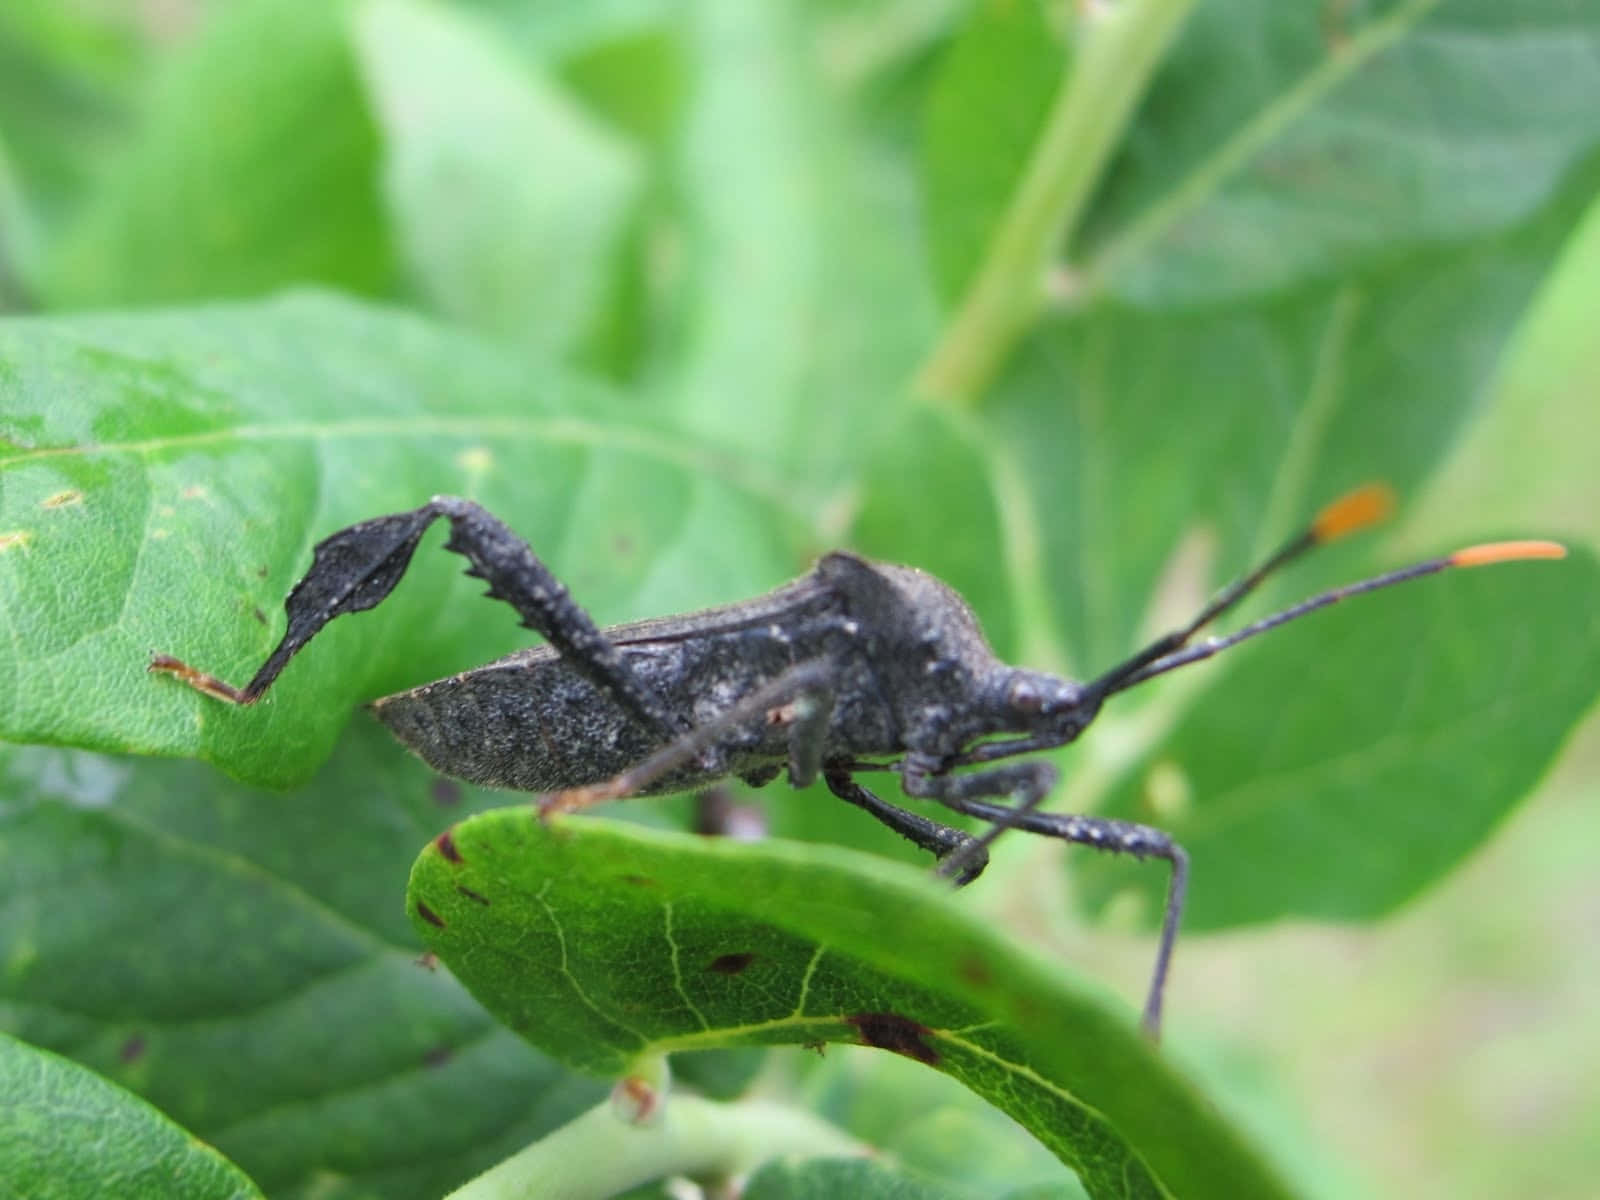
(915, 0), (1196, 407)
(445, 1093), (864, 1200)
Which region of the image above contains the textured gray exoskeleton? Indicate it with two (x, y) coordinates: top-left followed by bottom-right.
(152, 489), (1562, 1037)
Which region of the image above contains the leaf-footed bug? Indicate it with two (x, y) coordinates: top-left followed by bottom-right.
(151, 486), (1565, 1037)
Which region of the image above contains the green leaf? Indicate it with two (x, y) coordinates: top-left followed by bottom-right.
(42, 0), (392, 306)
(666, 0), (937, 475)
(743, 1157), (965, 1200)
(790, 1048), (1083, 1198)
(352, 0), (644, 363)
(0, 726), (605, 1198)
(1083, 545), (1600, 929)
(0, 292), (808, 786)
(409, 810), (1296, 1200)
(0, 1032), (263, 1200)
(0, 129), (35, 309)
(1080, 0), (1600, 305)
(558, 26), (688, 151)
(920, 0), (1066, 303)
(0, 0), (144, 245)
(1406, 186), (1600, 540)
(873, 85), (1600, 937)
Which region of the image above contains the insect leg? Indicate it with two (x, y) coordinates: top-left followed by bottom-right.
(823, 767), (989, 885)
(902, 758), (1187, 1038)
(152, 496), (684, 745)
(540, 658), (838, 814)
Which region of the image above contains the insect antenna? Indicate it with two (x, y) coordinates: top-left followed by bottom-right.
(1094, 537), (1566, 700)
(1081, 483), (1564, 702)
(1081, 482), (1394, 701)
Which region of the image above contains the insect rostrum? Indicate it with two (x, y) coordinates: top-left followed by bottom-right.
(151, 488), (1564, 1038)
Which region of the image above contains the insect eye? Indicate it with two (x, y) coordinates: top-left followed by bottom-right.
(1008, 678), (1044, 714)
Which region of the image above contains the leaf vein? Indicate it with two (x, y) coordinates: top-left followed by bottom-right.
(1080, 0), (1445, 295)
(662, 900), (709, 1033)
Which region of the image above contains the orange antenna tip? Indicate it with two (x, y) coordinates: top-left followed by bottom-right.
(1312, 483), (1396, 543)
(1450, 540), (1567, 568)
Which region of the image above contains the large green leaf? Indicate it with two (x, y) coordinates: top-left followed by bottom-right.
(742, 1157), (966, 1200)
(893, 0), (1600, 940)
(410, 809), (1293, 1200)
(1078, 0), (1600, 305)
(0, 0), (144, 253)
(665, 0), (938, 478)
(920, 0), (1067, 304)
(1083, 543), (1600, 929)
(878, 168), (1600, 935)
(0, 724), (603, 1198)
(0, 292), (808, 785)
(0, 1032), (263, 1199)
(41, 0), (392, 307)
(352, 0), (644, 363)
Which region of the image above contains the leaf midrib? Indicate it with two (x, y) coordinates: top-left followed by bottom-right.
(0, 415), (819, 532)
(1078, 0), (1445, 296)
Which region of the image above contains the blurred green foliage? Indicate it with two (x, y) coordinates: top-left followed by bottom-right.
(2, 1), (1598, 1197)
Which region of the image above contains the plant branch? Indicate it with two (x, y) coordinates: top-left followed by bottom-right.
(915, 0), (1196, 406)
(445, 1092), (865, 1200)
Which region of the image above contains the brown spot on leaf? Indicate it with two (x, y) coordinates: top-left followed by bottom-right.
(252, 606), (268, 625)
(619, 874), (658, 888)
(847, 1012), (939, 1065)
(456, 885), (489, 906)
(435, 831), (462, 863)
(958, 955), (992, 987)
(707, 952), (756, 975)
(256, 565), (269, 579)
(423, 1045), (453, 1068)
(415, 951), (439, 971)
(0, 531), (32, 553)
(431, 778), (462, 808)
(416, 901), (445, 928)
(1013, 993), (1047, 1027)
(802, 1039), (827, 1057)
(119, 1034), (146, 1064)
(42, 490), (83, 508)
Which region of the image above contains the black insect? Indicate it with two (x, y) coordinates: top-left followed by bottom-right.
(152, 487), (1562, 1037)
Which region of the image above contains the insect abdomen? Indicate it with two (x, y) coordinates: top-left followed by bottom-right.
(372, 655), (669, 792)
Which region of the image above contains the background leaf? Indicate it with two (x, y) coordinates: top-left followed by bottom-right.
(1083, 546), (1600, 928)
(41, 0), (392, 307)
(352, 0), (645, 364)
(663, 0), (937, 479)
(0, 727), (604, 1198)
(1078, 0), (1600, 306)
(742, 1157), (966, 1200)
(0, 1032), (263, 1199)
(920, 0), (1066, 304)
(0, 0), (144, 264)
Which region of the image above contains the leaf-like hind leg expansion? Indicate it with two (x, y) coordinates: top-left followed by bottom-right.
(540, 659), (838, 815)
(903, 758), (1188, 1038)
(823, 767), (989, 885)
(151, 496), (684, 744)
